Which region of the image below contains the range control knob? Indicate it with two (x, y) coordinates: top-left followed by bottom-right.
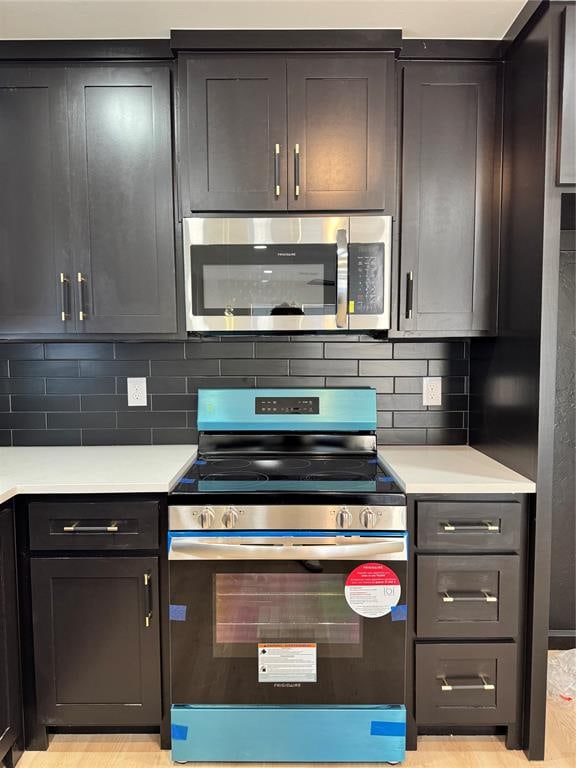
(223, 506), (240, 529)
(199, 506), (215, 529)
(336, 506), (352, 529)
(360, 507), (376, 529)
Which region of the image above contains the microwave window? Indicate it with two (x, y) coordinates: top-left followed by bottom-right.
(202, 264), (327, 315)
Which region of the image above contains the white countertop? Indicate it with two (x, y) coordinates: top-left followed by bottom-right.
(0, 445), (198, 504)
(378, 445), (536, 494)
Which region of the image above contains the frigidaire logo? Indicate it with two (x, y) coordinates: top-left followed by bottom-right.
(276, 252), (296, 257)
(274, 683), (301, 688)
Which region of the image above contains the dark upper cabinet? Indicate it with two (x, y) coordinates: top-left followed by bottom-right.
(178, 53), (395, 213)
(179, 56), (287, 212)
(558, 5), (575, 185)
(0, 506), (22, 764)
(399, 63), (501, 334)
(68, 67), (177, 333)
(0, 68), (73, 335)
(286, 55), (395, 212)
(31, 556), (161, 726)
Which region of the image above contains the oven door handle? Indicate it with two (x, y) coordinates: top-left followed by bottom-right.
(336, 228), (349, 328)
(169, 536), (406, 561)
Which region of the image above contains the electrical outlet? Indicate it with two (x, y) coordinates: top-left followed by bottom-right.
(127, 377), (147, 407)
(422, 377), (442, 407)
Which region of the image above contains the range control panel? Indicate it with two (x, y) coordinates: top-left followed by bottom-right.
(255, 396), (320, 415)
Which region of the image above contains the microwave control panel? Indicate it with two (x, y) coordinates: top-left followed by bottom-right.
(256, 397), (320, 415)
(348, 243), (385, 315)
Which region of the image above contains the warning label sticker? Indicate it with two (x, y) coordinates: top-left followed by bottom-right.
(345, 562), (401, 618)
(258, 643), (317, 683)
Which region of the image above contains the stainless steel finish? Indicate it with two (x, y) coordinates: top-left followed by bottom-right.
(169, 504), (406, 532)
(441, 590), (498, 603)
(222, 506), (239, 529)
(199, 506), (215, 529)
(77, 272), (86, 321)
(360, 507), (376, 529)
(440, 675), (495, 692)
(169, 535), (407, 561)
(62, 524), (119, 533)
(349, 215), (392, 331)
(336, 506), (352, 529)
(336, 228), (349, 328)
(442, 521), (500, 532)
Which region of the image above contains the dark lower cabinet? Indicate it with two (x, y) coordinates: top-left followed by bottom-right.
(31, 556), (161, 727)
(0, 506), (22, 767)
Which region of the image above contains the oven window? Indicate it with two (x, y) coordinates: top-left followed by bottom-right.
(214, 573), (361, 657)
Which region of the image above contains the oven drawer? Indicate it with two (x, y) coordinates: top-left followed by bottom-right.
(29, 501), (159, 550)
(416, 501), (524, 552)
(415, 643), (517, 725)
(416, 555), (521, 639)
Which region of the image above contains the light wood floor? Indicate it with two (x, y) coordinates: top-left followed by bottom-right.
(14, 699), (575, 768)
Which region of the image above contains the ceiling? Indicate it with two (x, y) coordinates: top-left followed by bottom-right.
(0, 0), (528, 41)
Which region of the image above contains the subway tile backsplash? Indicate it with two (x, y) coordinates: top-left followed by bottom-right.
(0, 338), (469, 447)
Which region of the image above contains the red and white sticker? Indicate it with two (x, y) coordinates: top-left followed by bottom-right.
(345, 563), (401, 618)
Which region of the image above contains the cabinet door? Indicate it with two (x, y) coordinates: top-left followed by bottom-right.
(0, 506), (21, 762)
(558, 6), (575, 184)
(31, 557), (161, 726)
(400, 63), (500, 333)
(0, 68), (73, 335)
(287, 54), (395, 211)
(179, 55), (287, 212)
(67, 66), (177, 333)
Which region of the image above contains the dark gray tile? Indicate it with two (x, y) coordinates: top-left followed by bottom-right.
(80, 360), (149, 377)
(81, 394), (150, 412)
(47, 412), (116, 429)
(428, 359), (469, 376)
(117, 377), (187, 395)
(0, 378), (45, 394)
(10, 360), (78, 378)
(256, 377), (325, 388)
(0, 361), (7, 377)
(118, 411), (187, 428)
(45, 343), (114, 360)
(152, 428), (199, 445)
(377, 428), (427, 445)
(151, 359), (220, 377)
(115, 342), (185, 360)
(324, 342), (393, 359)
(394, 411), (465, 428)
(221, 359), (288, 376)
(187, 342), (253, 359)
(0, 413), (46, 429)
(393, 341), (466, 359)
(255, 342), (322, 358)
(360, 360), (427, 377)
(0, 396), (9, 412)
(290, 360), (357, 376)
(377, 411), (393, 428)
(325, 377), (394, 393)
(82, 429), (151, 446)
(151, 394), (197, 411)
(13, 429), (81, 446)
(429, 395), (469, 411)
(377, 394), (424, 411)
(0, 343), (44, 360)
(11, 395), (80, 412)
(426, 429), (468, 445)
(47, 377), (116, 395)
(187, 377), (255, 391)
(186, 412), (199, 428)
(0, 431), (10, 446)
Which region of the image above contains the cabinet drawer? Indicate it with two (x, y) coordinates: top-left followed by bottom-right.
(417, 555), (521, 639)
(416, 501), (524, 551)
(415, 643), (517, 725)
(29, 501), (159, 551)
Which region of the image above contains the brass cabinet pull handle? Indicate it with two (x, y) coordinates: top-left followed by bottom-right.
(62, 523), (119, 533)
(144, 571), (152, 628)
(405, 271), (414, 319)
(59, 273), (71, 322)
(441, 590), (498, 603)
(294, 143), (300, 198)
(440, 674), (495, 692)
(274, 143), (281, 197)
(77, 272), (86, 321)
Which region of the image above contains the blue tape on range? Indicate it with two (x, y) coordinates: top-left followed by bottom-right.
(169, 604), (187, 622)
(171, 724), (189, 741)
(370, 720), (406, 737)
(391, 604), (407, 622)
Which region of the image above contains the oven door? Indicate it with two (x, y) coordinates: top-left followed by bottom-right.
(183, 217), (349, 332)
(168, 532), (407, 706)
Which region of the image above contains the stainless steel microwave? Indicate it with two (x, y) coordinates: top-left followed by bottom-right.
(183, 215), (392, 332)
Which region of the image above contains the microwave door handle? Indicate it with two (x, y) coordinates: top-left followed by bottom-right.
(169, 537), (406, 561)
(336, 228), (349, 328)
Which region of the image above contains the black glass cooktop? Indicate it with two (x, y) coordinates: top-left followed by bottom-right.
(172, 454), (403, 494)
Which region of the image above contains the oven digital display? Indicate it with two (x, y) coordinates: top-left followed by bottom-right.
(255, 397), (320, 415)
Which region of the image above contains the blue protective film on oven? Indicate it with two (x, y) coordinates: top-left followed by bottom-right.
(370, 720), (406, 737)
(390, 604), (407, 622)
(171, 723), (189, 741)
(169, 604), (187, 622)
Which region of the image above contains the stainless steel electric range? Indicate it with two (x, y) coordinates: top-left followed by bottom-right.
(168, 388), (407, 764)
